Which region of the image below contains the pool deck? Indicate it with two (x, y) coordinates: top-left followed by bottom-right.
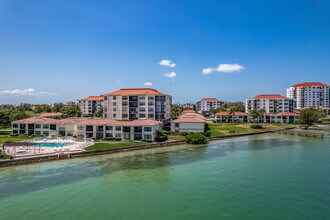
(3, 139), (93, 158)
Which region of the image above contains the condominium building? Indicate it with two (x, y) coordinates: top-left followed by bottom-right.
(78, 96), (104, 117)
(196, 98), (222, 113)
(286, 82), (330, 109)
(103, 88), (172, 124)
(11, 117), (162, 141)
(245, 94), (295, 113)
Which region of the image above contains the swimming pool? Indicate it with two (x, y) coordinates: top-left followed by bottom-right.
(31, 143), (68, 147)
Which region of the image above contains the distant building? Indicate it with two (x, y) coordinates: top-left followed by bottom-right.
(171, 113), (205, 133)
(66, 100), (76, 106)
(245, 94), (295, 114)
(78, 96), (104, 117)
(196, 98), (222, 113)
(286, 82), (330, 109)
(181, 103), (195, 110)
(103, 88), (172, 124)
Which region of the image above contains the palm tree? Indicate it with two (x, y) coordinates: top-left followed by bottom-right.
(259, 109), (266, 123)
(249, 109), (260, 123)
(227, 107), (235, 123)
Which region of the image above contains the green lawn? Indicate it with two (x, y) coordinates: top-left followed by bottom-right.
(85, 141), (147, 151)
(168, 135), (186, 141)
(0, 135), (32, 144)
(208, 122), (294, 137)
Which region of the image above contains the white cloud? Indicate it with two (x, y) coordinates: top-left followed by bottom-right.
(217, 64), (245, 72)
(202, 67), (216, 75)
(202, 63), (245, 74)
(144, 82), (153, 86)
(159, 59), (176, 67)
(164, 72), (176, 78)
(0, 88), (58, 96)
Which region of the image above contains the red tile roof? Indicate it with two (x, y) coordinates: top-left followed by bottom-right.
(105, 88), (163, 96)
(38, 112), (62, 118)
(182, 109), (196, 114)
(277, 112), (300, 117)
(253, 94), (287, 99)
(198, 98), (221, 102)
(79, 96), (104, 101)
(216, 111), (248, 116)
(12, 117), (59, 124)
(172, 113), (206, 123)
(292, 82), (328, 88)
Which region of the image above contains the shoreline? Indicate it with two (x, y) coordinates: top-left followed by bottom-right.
(0, 127), (295, 168)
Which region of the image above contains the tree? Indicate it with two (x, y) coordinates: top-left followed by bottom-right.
(300, 108), (325, 129)
(249, 109), (261, 123)
(61, 105), (82, 118)
(227, 107), (235, 122)
(95, 108), (103, 118)
(171, 104), (183, 119)
(52, 103), (65, 112)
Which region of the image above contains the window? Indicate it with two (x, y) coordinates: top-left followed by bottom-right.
(113, 102), (117, 106)
(113, 114), (116, 118)
(139, 114), (146, 118)
(43, 124), (50, 129)
(35, 131), (41, 135)
(104, 96), (107, 100)
(115, 126), (121, 131)
(78, 126), (84, 130)
(139, 107), (146, 112)
(113, 108), (116, 112)
(106, 126), (113, 131)
(113, 96), (117, 100)
(43, 131), (49, 136)
(12, 124), (18, 128)
(144, 127), (152, 132)
(139, 96), (146, 100)
(106, 133), (113, 137)
(35, 124), (41, 129)
(115, 133), (121, 138)
(144, 134), (152, 140)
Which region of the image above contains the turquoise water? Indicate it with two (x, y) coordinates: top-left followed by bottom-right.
(0, 129), (329, 219)
(31, 142), (68, 147)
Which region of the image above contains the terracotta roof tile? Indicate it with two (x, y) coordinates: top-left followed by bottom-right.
(79, 96), (104, 101)
(216, 111), (248, 116)
(198, 98), (221, 102)
(292, 82), (328, 88)
(105, 88), (163, 96)
(253, 94), (287, 99)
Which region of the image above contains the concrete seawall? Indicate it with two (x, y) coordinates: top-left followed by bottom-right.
(0, 127), (295, 168)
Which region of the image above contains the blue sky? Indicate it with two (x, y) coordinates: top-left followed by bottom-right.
(0, 0), (329, 104)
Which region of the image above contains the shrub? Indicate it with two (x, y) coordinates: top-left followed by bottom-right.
(186, 133), (207, 144)
(250, 124), (263, 129)
(0, 154), (12, 160)
(179, 132), (189, 136)
(10, 134), (19, 137)
(114, 137), (122, 141)
(103, 137), (115, 141)
(203, 130), (211, 137)
(228, 130), (236, 133)
(155, 131), (168, 142)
